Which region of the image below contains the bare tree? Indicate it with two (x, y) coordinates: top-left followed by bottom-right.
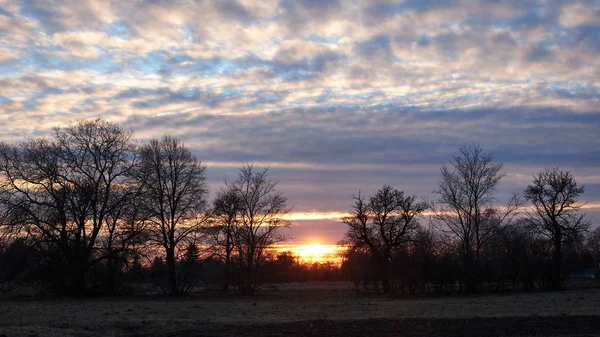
(100, 183), (149, 293)
(523, 168), (590, 290)
(226, 164), (290, 295)
(342, 185), (428, 294)
(138, 136), (208, 295)
(433, 144), (519, 292)
(0, 119), (137, 295)
(210, 187), (242, 291)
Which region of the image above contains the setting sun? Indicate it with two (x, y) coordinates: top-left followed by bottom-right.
(278, 242), (346, 265)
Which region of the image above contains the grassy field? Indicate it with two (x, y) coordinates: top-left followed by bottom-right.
(1, 282), (599, 336)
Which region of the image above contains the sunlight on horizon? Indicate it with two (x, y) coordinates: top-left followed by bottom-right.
(275, 242), (347, 265)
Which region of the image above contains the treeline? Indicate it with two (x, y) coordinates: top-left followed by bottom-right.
(0, 120), (598, 297)
(342, 220), (600, 294)
(340, 145), (598, 294)
(0, 119), (289, 296)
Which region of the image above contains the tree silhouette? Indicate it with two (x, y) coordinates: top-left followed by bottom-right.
(210, 187), (243, 291)
(225, 164), (290, 295)
(100, 183), (149, 293)
(342, 185), (428, 294)
(138, 136), (209, 296)
(524, 168), (590, 290)
(433, 144), (519, 292)
(0, 119), (136, 295)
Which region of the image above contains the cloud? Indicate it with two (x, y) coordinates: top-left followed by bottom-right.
(560, 2), (600, 27)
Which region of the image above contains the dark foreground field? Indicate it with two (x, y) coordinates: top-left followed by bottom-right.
(1, 283), (599, 337)
(215, 317), (600, 337)
(3, 316), (600, 337)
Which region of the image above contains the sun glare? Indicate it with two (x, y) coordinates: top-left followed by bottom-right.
(283, 242), (346, 265)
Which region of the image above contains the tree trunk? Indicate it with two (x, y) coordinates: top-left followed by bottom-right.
(464, 250), (477, 293)
(475, 241), (481, 292)
(104, 255), (115, 294)
(552, 227), (562, 290)
(223, 256), (230, 291)
(378, 254), (392, 294)
(475, 221), (481, 293)
(223, 244), (231, 291)
(70, 262), (87, 297)
(69, 245), (88, 297)
(241, 248), (254, 296)
(166, 248), (178, 296)
(380, 261), (391, 294)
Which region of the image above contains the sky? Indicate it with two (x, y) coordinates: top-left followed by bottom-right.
(0, 0), (599, 244)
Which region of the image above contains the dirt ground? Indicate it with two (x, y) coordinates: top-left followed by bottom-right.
(1, 282), (599, 337)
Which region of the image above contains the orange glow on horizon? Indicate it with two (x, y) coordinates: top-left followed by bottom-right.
(275, 242), (347, 265)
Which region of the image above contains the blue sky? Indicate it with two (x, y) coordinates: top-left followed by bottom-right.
(1, 0), (599, 243)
